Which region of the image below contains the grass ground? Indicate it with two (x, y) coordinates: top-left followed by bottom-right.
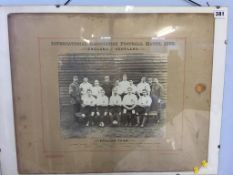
(60, 105), (165, 138)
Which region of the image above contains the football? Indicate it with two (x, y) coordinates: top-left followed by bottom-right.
(112, 120), (118, 125)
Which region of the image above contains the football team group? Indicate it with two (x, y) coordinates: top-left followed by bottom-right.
(68, 74), (164, 128)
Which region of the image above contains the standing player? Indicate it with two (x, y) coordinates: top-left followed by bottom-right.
(96, 89), (109, 127)
(80, 77), (92, 96)
(69, 75), (82, 116)
(81, 89), (96, 127)
(119, 74), (130, 96)
(102, 76), (113, 98)
(136, 89), (152, 127)
(151, 78), (163, 99)
(150, 78), (164, 123)
(109, 87), (122, 126)
(122, 87), (138, 127)
(137, 76), (151, 95)
(147, 77), (153, 89)
(128, 80), (137, 94)
(92, 80), (103, 98)
(113, 80), (123, 95)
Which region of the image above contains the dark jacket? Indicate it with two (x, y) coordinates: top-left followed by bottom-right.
(102, 82), (113, 97)
(69, 82), (81, 103)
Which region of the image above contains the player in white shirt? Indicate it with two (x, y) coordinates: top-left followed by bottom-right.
(136, 89), (152, 127)
(128, 80), (137, 94)
(119, 74), (130, 96)
(91, 80), (103, 98)
(96, 89), (109, 127)
(109, 87), (122, 126)
(147, 77), (153, 87)
(81, 89), (96, 127)
(137, 76), (151, 95)
(80, 77), (92, 96)
(113, 80), (123, 95)
(122, 87), (138, 127)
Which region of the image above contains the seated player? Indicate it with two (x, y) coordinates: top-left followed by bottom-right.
(109, 88), (122, 126)
(96, 89), (109, 127)
(136, 89), (152, 127)
(122, 87), (138, 127)
(81, 89), (96, 127)
(92, 80), (103, 98)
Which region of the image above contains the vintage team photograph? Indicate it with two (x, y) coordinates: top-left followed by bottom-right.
(58, 53), (167, 138)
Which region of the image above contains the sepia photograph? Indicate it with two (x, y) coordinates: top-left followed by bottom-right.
(7, 11), (218, 173)
(58, 53), (167, 138)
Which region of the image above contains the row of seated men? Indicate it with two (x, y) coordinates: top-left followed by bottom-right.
(79, 87), (152, 128)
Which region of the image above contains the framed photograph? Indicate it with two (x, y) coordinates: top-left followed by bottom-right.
(0, 6), (227, 175)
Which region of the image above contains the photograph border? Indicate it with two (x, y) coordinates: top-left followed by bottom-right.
(0, 6), (228, 175)
(40, 37), (184, 151)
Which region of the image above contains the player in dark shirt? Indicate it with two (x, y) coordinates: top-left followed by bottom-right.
(69, 75), (81, 115)
(102, 75), (113, 98)
(150, 78), (164, 123)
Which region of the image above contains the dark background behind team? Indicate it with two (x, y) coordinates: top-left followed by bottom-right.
(58, 53), (167, 106)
